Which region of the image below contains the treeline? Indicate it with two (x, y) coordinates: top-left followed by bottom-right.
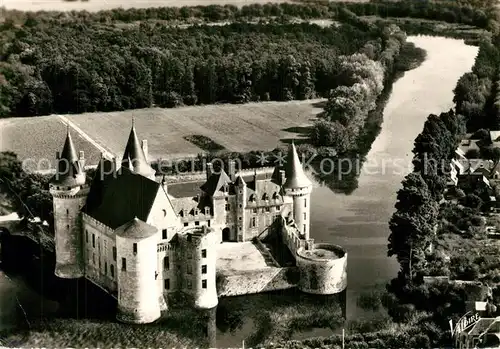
(310, 23), (411, 153)
(0, 20), (385, 117)
(453, 36), (500, 131)
(3, 0), (498, 30)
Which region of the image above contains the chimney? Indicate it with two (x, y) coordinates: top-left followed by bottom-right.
(206, 163), (213, 180)
(142, 140), (149, 162)
(79, 150), (85, 160)
(280, 170), (286, 185)
(228, 160), (236, 181)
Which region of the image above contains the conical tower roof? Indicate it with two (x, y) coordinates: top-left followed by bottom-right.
(51, 128), (85, 187)
(122, 122), (156, 178)
(283, 142), (312, 189)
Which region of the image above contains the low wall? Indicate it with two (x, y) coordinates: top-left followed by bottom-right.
(216, 266), (298, 297)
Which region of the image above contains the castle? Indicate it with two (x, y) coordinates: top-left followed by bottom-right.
(49, 122), (347, 324)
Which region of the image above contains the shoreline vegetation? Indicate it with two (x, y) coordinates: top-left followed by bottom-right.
(0, 0), (499, 347)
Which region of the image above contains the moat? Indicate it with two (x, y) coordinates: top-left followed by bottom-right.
(0, 36), (479, 346)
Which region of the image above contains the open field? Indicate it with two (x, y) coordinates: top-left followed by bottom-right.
(0, 100), (323, 168)
(0, 116), (102, 173)
(63, 100), (324, 161)
(2, 0), (293, 12)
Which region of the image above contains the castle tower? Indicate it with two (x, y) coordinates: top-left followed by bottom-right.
(121, 121), (156, 180)
(115, 217), (161, 324)
(283, 142), (312, 239)
(234, 175), (247, 242)
(49, 128), (88, 279)
(181, 226), (218, 309)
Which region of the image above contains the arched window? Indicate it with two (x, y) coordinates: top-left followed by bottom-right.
(162, 209), (167, 217)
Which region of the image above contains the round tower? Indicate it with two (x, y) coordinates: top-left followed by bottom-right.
(116, 217), (161, 324)
(182, 226), (218, 309)
(295, 243), (347, 295)
(283, 142), (313, 239)
(49, 129), (88, 279)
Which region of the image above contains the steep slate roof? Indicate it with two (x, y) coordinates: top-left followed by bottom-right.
(51, 129), (85, 187)
(200, 169), (232, 196)
(170, 195), (212, 217)
(283, 142), (312, 189)
(121, 123), (156, 178)
(115, 217), (157, 239)
(83, 164), (160, 229)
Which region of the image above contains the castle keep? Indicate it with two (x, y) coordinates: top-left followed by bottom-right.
(49, 123), (347, 324)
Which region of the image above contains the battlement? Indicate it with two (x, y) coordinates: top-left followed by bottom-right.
(82, 212), (114, 235)
(157, 242), (176, 252)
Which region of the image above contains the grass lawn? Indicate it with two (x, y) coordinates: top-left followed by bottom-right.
(63, 100), (323, 161)
(0, 116), (102, 173)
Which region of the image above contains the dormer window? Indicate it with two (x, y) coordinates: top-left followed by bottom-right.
(194, 208), (199, 216)
(205, 207), (210, 215)
(273, 192), (279, 200)
(262, 193), (269, 201)
(249, 194), (256, 202)
(180, 210), (184, 217)
(223, 184), (229, 193)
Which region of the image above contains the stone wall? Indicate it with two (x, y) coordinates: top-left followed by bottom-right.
(217, 267), (297, 297)
(295, 244), (347, 295)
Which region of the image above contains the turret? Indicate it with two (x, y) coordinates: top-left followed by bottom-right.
(283, 142), (312, 239)
(180, 226), (218, 309)
(49, 128), (89, 279)
(234, 175), (247, 242)
(115, 217), (161, 324)
(121, 121), (156, 180)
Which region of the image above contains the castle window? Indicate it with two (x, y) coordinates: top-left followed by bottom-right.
(163, 209), (167, 217)
(162, 229), (167, 239)
(104, 262), (107, 275)
(262, 193), (269, 201)
(251, 217), (256, 228)
(249, 195), (255, 202)
(303, 213), (306, 220)
(92, 234), (95, 248)
(187, 265), (192, 274)
(113, 247), (116, 261)
(239, 204), (242, 208)
(133, 243), (137, 254)
(67, 224), (69, 230)
(66, 209), (69, 215)
(252, 208), (257, 214)
(239, 217), (242, 220)
(275, 206), (280, 211)
(208, 220), (211, 227)
(202, 249), (207, 258)
(86, 230), (88, 243)
(225, 204), (230, 211)
(304, 199), (307, 208)
(180, 210), (184, 217)
(164, 256), (169, 270)
(205, 207), (210, 215)
(273, 192), (279, 200)
(202, 279), (207, 289)
(164, 279), (170, 290)
(184, 222), (188, 227)
(187, 280), (192, 289)
(202, 265), (207, 274)
(110, 265), (114, 278)
(195, 221), (200, 226)
(194, 208), (199, 215)
(121, 258), (126, 271)
(265, 207), (270, 212)
(92, 253), (95, 264)
(303, 225), (306, 234)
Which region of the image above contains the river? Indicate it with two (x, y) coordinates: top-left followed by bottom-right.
(0, 36), (478, 345)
